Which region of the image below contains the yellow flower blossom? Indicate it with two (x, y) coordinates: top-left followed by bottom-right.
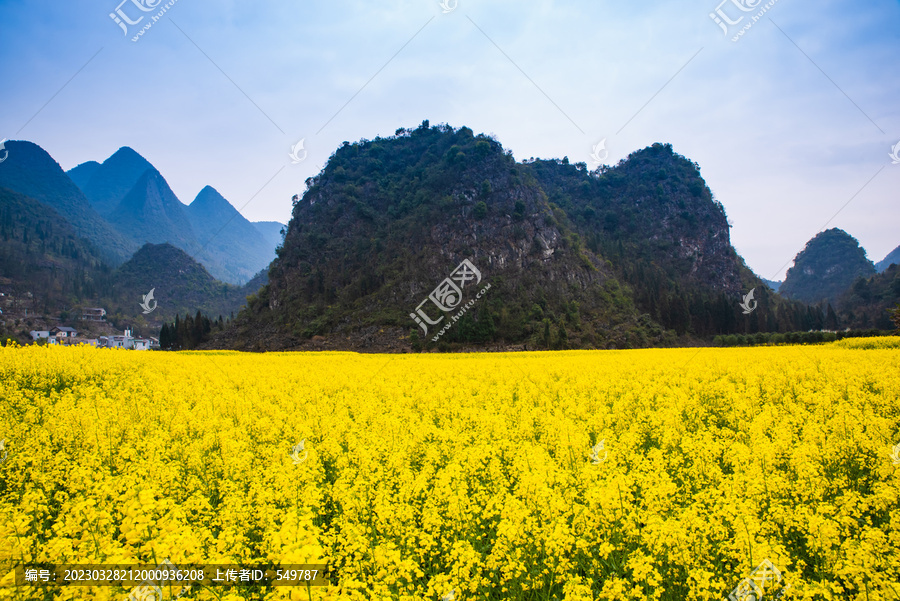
(0, 340), (897, 599)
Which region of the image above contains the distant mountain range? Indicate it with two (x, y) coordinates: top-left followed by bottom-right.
(0, 139), (283, 343)
(0, 182), (258, 338)
(0, 140), (283, 285)
(79, 146), (156, 218)
(186, 186), (277, 281)
(0, 141), (137, 264)
(761, 278), (782, 292)
(108, 168), (199, 255)
(68, 145), (281, 284)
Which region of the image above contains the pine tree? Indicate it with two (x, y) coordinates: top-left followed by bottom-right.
(192, 310), (204, 347)
(889, 303), (900, 330)
(556, 322), (568, 350)
(825, 304), (839, 330)
(160, 323), (170, 350)
(173, 315), (182, 350)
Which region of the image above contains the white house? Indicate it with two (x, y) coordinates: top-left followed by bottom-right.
(103, 335), (128, 349)
(30, 330), (50, 341)
(126, 329), (151, 351)
(98, 329), (151, 350)
(50, 326), (78, 338)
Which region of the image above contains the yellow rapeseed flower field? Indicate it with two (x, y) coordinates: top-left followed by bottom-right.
(1, 340), (899, 600)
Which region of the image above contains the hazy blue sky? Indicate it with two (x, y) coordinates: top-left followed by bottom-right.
(1, 0), (898, 279)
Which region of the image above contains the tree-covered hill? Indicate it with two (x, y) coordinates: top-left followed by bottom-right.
(837, 263), (900, 329)
(218, 122), (650, 350)
(522, 147), (817, 337)
(103, 243), (254, 325)
(212, 123), (828, 352)
(780, 228), (876, 306)
(0, 186), (112, 310)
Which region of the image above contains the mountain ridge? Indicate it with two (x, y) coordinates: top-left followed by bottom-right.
(107, 168), (198, 253)
(66, 147), (284, 285)
(67, 161), (101, 191)
(78, 146), (155, 217)
(186, 186), (275, 282)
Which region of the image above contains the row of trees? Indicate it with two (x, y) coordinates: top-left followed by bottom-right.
(713, 328), (888, 347)
(159, 311), (228, 350)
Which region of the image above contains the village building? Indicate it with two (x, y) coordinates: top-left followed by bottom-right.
(49, 326), (78, 338)
(97, 329), (152, 350)
(82, 308), (107, 322)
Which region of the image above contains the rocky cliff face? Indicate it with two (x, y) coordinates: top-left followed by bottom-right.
(525, 143), (745, 298)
